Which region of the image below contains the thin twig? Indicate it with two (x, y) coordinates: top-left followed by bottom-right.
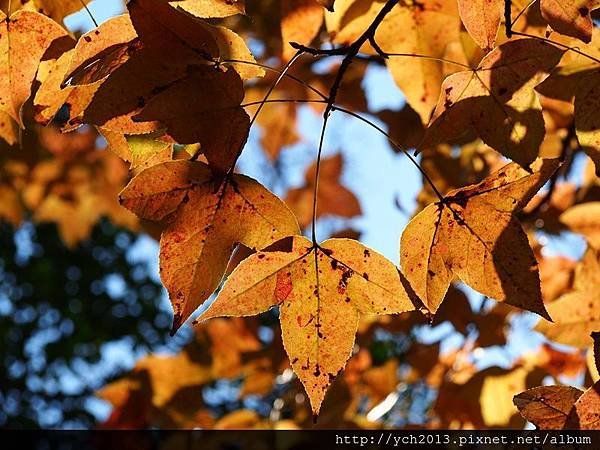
(504, 0), (513, 37)
(309, 0), (401, 244)
(226, 51), (304, 174)
(79, 0), (98, 27)
(222, 59), (328, 100)
(510, 0), (537, 27)
(248, 51), (304, 129)
(240, 99), (328, 108)
(512, 30), (600, 64)
(383, 53), (471, 69)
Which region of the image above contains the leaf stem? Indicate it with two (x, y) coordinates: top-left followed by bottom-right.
(511, 30), (600, 65)
(510, 0), (536, 27)
(383, 53), (471, 69)
(308, 0), (401, 244)
(221, 58), (328, 100)
(79, 0), (98, 27)
(226, 51), (304, 175)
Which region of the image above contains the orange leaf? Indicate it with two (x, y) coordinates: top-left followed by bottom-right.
(196, 235), (415, 415)
(119, 160), (300, 331)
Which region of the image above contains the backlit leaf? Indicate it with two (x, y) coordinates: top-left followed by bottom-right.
(420, 39), (565, 168)
(540, 0), (600, 43)
(514, 386), (584, 429)
(196, 235), (415, 415)
(119, 160), (300, 330)
(457, 0), (503, 51)
(401, 158), (560, 316)
(0, 10), (68, 127)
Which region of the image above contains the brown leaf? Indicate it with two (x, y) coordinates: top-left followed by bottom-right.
(74, 0), (257, 174)
(119, 160), (300, 330)
(514, 385), (584, 429)
(541, 0), (600, 43)
(564, 381), (600, 429)
(196, 235), (415, 415)
(401, 158), (560, 316)
(0, 10), (68, 127)
(420, 39), (565, 168)
(64, 14), (139, 86)
(457, 0), (503, 51)
(285, 154), (361, 228)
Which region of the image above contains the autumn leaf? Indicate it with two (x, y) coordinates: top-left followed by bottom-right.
(574, 70), (600, 176)
(69, 0), (259, 174)
(0, 0), (91, 25)
(195, 235), (415, 415)
(119, 160), (300, 331)
(285, 154), (361, 228)
(457, 0), (503, 51)
(540, 0), (600, 43)
(0, 10), (68, 127)
(326, 0), (461, 123)
(400, 158), (560, 316)
(317, 0), (335, 11)
(514, 386), (584, 429)
(0, 111), (18, 145)
(560, 202), (600, 249)
(127, 135), (175, 172)
(169, 0), (246, 18)
(535, 246), (600, 348)
(281, 0), (324, 60)
(374, 0), (461, 123)
(63, 14), (139, 87)
(564, 382), (600, 429)
(419, 39), (565, 168)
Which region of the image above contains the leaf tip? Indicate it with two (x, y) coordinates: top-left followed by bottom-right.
(539, 307), (553, 323)
(170, 313), (183, 336)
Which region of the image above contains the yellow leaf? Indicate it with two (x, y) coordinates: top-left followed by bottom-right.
(126, 135), (174, 171)
(457, 0), (502, 51)
(560, 202), (600, 249)
(401, 158), (560, 316)
(0, 10), (68, 127)
(326, 0), (461, 123)
(196, 235), (415, 415)
(0, 0), (92, 25)
(119, 160), (300, 331)
(420, 39), (565, 168)
(480, 366), (529, 427)
(535, 292), (600, 348)
(536, 246), (600, 348)
(375, 0), (461, 123)
(169, 0), (245, 18)
(281, 0), (324, 60)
